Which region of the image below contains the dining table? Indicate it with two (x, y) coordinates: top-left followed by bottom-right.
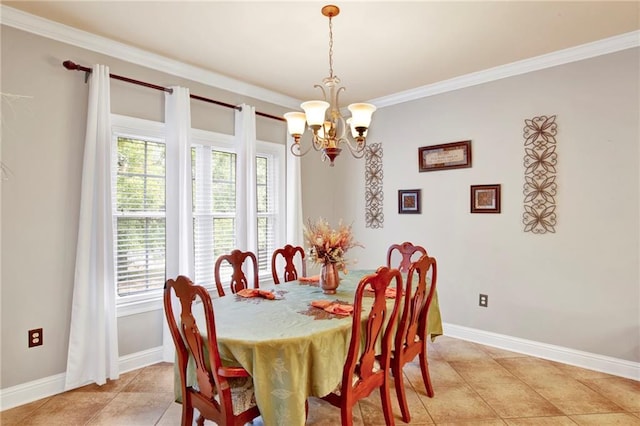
(177, 269), (443, 426)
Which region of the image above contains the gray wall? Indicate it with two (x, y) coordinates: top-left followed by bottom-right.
(303, 48), (640, 362)
(1, 25), (289, 388)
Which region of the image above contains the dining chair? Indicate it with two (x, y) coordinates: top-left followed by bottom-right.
(386, 241), (428, 273)
(320, 266), (402, 426)
(214, 249), (259, 297)
(271, 244), (306, 284)
(163, 275), (260, 426)
(391, 254), (438, 422)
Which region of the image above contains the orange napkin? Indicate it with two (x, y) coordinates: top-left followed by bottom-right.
(310, 300), (354, 316)
(324, 304), (354, 316)
(237, 288), (276, 300)
(311, 300), (332, 309)
(364, 284), (398, 299)
(299, 275), (320, 283)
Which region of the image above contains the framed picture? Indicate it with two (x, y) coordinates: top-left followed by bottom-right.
(398, 189), (421, 214)
(418, 140), (472, 172)
(471, 184), (501, 213)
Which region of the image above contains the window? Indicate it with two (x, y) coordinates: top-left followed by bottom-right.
(192, 140), (238, 288)
(256, 154), (277, 272)
(112, 116), (167, 306)
(112, 116), (285, 313)
(255, 141), (284, 277)
(191, 131), (285, 289)
(115, 136), (166, 296)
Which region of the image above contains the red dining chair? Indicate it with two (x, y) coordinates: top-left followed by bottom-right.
(215, 249), (259, 297)
(386, 241), (428, 273)
(271, 244), (307, 284)
(164, 275), (260, 426)
(320, 266), (402, 426)
(391, 254), (438, 422)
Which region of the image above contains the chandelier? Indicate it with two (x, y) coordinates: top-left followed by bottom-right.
(284, 5), (376, 167)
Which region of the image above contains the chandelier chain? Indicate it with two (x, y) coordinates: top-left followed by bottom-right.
(328, 16), (334, 78)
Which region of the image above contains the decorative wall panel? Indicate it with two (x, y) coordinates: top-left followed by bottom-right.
(522, 115), (558, 234)
(365, 143), (383, 228)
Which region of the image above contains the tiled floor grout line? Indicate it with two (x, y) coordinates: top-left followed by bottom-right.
(504, 362), (629, 418)
(489, 355), (572, 421)
(156, 400), (176, 426)
(400, 368), (436, 425)
(577, 376), (630, 413)
(444, 358), (503, 424)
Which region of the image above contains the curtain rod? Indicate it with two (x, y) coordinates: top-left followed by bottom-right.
(62, 60), (285, 122)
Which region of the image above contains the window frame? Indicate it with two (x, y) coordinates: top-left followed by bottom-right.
(112, 114), (167, 317)
(191, 129), (236, 292)
(190, 130), (286, 289)
(254, 139), (286, 283)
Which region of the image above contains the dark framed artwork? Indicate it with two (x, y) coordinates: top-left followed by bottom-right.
(418, 140), (472, 172)
(471, 184), (501, 213)
(398, 189), (421, 214)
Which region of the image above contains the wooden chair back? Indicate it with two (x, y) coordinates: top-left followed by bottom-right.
(214, 249), (259, 297)
(386, 241), (428, 273)
(271, 244), (306, 284)
(321, 266), (402, 426)
(164, 275), (260, 426)
(392, 254), (438, 422)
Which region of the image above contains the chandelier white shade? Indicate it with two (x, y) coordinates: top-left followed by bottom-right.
(284, 5), (376, 166)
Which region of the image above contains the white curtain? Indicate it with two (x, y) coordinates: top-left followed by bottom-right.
(65, 64), (118, 390)
(235, 104), (257, 253)
(163, 86), (194, 362)
(286, 134), (303, 246)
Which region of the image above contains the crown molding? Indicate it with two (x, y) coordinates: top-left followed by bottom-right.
(2, 5), (638, 110)
(369, 30), (640, 107)
(0, 5), (301, 110)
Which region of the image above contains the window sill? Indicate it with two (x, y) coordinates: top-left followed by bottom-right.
(117, 296), (163, 317)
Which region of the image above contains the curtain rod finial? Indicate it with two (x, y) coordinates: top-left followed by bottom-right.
(63, 60), (78, 70)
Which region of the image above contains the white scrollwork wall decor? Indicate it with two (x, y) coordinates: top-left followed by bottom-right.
(365, 143), (383, 228)
(522, 115), (558, 234)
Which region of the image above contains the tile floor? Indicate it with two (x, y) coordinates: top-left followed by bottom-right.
(2, 336), (639, 425)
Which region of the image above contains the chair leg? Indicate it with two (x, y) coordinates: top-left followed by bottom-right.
(380, 379), (396, 426)
(340, 404), (354, 426)
(419, 349), (434, 397)
(181, 400), (194, 426)
(392, 362), (411, 423)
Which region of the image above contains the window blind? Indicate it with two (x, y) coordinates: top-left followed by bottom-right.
(114, 137), (166, 296)
(256, 155), (277, 272)
(193, 146), (237, 287)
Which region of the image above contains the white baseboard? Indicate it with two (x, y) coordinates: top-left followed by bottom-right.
(0, 346), (164, 411)
(0, 372), (66, 412)
(443, 323), (640, 381)
(118, 346), (165, 375)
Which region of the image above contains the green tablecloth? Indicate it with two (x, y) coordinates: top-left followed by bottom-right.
(178, 269), (443, 426)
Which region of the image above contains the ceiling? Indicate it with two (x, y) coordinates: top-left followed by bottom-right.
(4, 1), (640, 106)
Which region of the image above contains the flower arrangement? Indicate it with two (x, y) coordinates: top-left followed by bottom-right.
(303, 217), (362, 273)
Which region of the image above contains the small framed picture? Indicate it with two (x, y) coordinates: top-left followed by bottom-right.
(398, 189), (421, 214)
(418, 140), (472, 172)
(471, 184), (501, 213)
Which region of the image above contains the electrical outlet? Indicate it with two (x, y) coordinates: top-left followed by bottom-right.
(28, 328), (43, 347)
(479, 294), (488, 307)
